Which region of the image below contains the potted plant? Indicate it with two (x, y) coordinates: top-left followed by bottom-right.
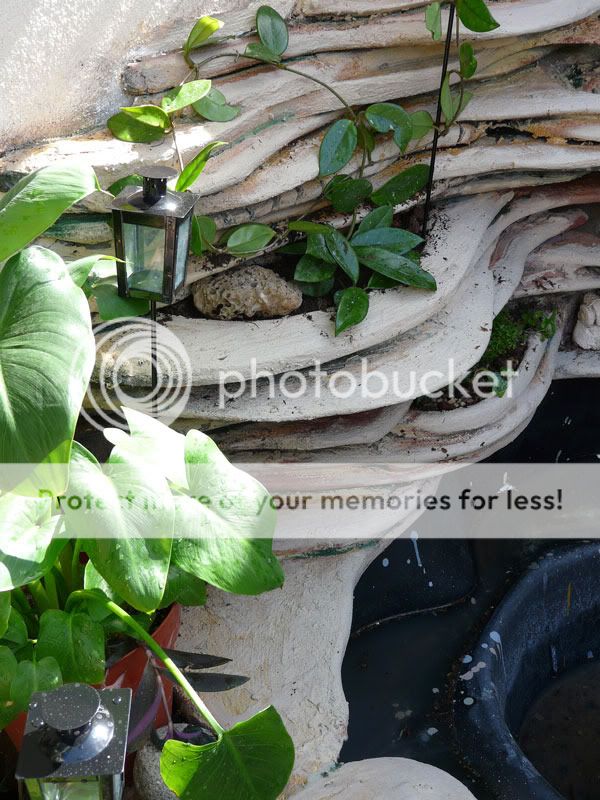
(0, 165), (294, 798)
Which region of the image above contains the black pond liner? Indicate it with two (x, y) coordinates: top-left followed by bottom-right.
(454, 543), (600, 800)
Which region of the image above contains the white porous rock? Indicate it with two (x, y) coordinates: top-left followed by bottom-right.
(192, 265), (303, 321)
(292, 758), (477, 799)
(573, 292), (600, 350)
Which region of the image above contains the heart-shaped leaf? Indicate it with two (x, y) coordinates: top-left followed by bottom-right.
(194, 88), (240, 122)
(323, 175), (372, 213)
(108, 106), (171, 143)
(365, 102), (412, 153)
(456, 0), (499, 32)
(256, 5), (289, 56)
(335, 287), (369, 335)
(371, 164), (430, 206)
(10, 656), (63, 713)
(184, 16), (224, 62)
(411, 110), (435, 141)
(294, 255), (336, 283)
(36, 609), (104, 684)
(244, 43), (281, 63)
(91, 280), (150, 321)
(425, 1), (443, 40)
(319, 119), (358, 177)
(325, 229), (359, 283)
(159, 564), (207, 609)
(171, 430), (282, 595)
(226, 224), (275, 254)
(161, 81), (212, 115)
(0, 246), (95, 494)
(459, 42), (478, 79)
(0, 495), (66, 591)
(176, 141), (227, 192)
(63, 444), (174, 612)
(0, 164), (98, 262)
(296, 278), (335, 297)
(68, 254), (119, 288)
(161, 706), (294, 800)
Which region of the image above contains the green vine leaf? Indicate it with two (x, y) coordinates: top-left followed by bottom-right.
(425, 2), (442, 40)
(323, 175), (372, 213)
(244, 43), (282, 63)
(161, 81), (212, 115)
(441, 75), (473, 124)
(294, 255), (336, 283)
(459, 42), (478, 79)
(184, 16), (224, 63)
(226, 223), (275, 254)
(319, 119), (358, 177)
(410, 110), (435, 141)
(356, 206), (393, 234)
(335, 287), (370, 336)
(325, 229), (359, 284)
(371, 164), (430, 206)
(288, 221), (331, 234)
(68, 254), (119, 288)
(296, 277), (335, 297)
(365, 102), (412, 153)
(456, 0), (500, 32)
(92, 281), (150, 321)
(176, 141), (227, 192)
(108, 105), (171, 143)
(194, 88), (240, 122)
(351, 227), (423, 253)
(161, 706), (295, 800)
(191, 215), (217, 256)
(107, 173), (143, 196)
(256, 5), (289, 56)
(356, 247), (436, 290)
(306, 233), (337, 264)
(367, 273), (400, 289)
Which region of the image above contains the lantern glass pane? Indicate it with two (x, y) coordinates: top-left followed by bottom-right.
(123, 222), (165, 295)
(24, 778), (102, 800)
(174, 216), (191, 291)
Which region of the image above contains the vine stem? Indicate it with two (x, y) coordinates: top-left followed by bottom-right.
(421, 2), (456, 238)
(171, 122), (185, 173)
(66, 591), (225, 737)
(276, 64), (357, 120)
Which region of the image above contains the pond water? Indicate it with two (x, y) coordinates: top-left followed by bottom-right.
(519, 661), (600, 800)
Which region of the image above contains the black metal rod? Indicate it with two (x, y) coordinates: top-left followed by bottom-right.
(421, 3), (456, 239)
(150, 300), (158, 416)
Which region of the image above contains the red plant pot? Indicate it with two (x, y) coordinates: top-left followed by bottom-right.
(4, 603), (181, 750)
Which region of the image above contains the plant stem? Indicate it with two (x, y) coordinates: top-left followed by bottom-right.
(43, 572), (60, 609)
(276, 64), (357, 120)
(171, 123), (185, 173)
(59, 541), (73, 591)
(28, 580), (51, 615)
(421, 1), (456, 238)
(67, 591), (225, 737)
(71, 539), (83, 589)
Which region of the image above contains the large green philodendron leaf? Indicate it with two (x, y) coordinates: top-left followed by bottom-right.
(10, 656), (63, 713)
(173, 430), (283, 595)
(0, 494), (66, 590)
(36, 609), (104, 684)
(161, 706), (295, 800)
(63, 443), (174, 612)
(107, 409), (283, 595)
(0, 247), (95, 494)
(0, 595), (10, 639)
(0, 164), (98, 263)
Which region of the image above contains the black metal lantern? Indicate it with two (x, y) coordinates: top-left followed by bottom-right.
(111, 166), (195, 305)
(16, 684), (131, 800)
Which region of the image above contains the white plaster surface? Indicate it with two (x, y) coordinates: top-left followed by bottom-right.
(293, 758), (477, 799)
(0, 0), (245, 149)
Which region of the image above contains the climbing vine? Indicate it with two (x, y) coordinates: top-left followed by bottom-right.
(107, 0), (499, 334)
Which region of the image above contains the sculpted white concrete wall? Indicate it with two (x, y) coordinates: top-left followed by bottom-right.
(0, 0), (242, 150)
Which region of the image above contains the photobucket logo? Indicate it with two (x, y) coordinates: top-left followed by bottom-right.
(82, 318), (192, 431)
(218, 358), (518, 408)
